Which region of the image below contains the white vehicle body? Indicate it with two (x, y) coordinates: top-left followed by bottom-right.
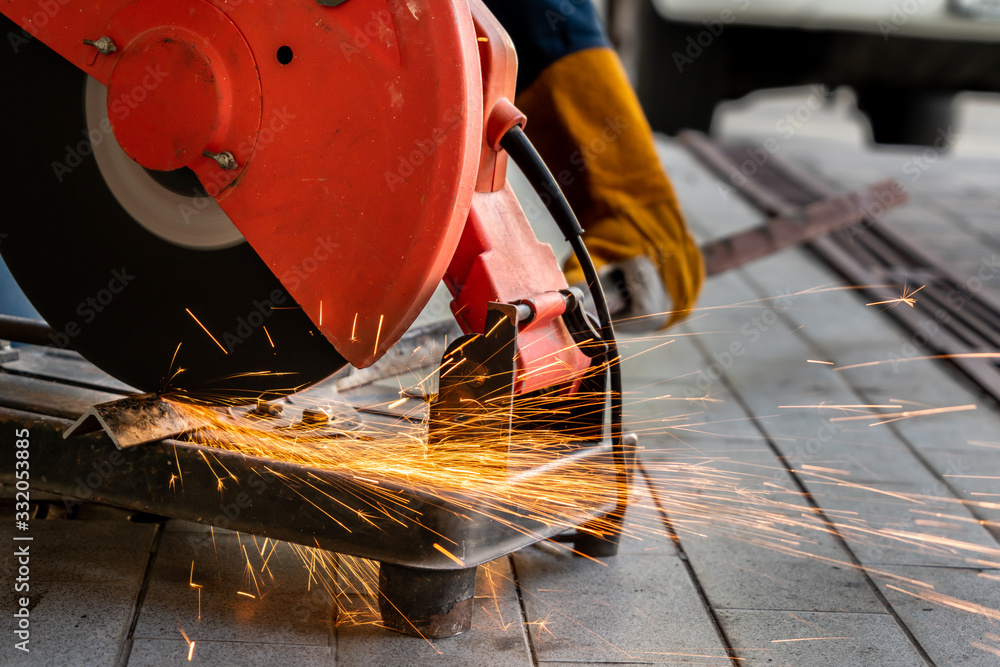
(626, 0), (1000, 145)
(651, 0), (1000, 42)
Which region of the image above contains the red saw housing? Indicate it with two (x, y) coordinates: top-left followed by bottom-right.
(1, 0), (590, 394)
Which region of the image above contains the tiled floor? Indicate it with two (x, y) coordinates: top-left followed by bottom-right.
(4, 105), (1000, 665)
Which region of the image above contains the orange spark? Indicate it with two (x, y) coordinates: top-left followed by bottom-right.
(800, 464), (850, 476)
(971, 641), (1000, 659)
(837, 353), (1000, 371)
(779, 404), (902, 410)
(263, 325), (275, 348)
(867, 283), (924, 309)
(829, 404), (976, 426)
(887, 585), (1000, 622)
(373, 314), (384, 356)
(432, 543), (466, 567)
(185, 308), (228, 355)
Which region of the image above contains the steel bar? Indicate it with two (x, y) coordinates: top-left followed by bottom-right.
(0, 404), (618, 571)
(0, 314), (63, 348)
(700, 178), (908, 277)
(681, 132), (1000, 406)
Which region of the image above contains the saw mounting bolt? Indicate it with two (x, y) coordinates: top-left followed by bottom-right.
(203, 150), (238, 171)
(83, 37), (117, 55)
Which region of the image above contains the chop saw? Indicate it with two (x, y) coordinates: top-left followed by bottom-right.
(0, 0), (630, 637)
(1, 0), (615, 398)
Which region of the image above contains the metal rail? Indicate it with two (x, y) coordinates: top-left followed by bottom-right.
(679, 130), (1000, 404)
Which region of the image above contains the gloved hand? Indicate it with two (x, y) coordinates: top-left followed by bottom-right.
(515, 46), (704, 329)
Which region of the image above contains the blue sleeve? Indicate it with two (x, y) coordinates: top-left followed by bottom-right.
(482, 0), (610, 94)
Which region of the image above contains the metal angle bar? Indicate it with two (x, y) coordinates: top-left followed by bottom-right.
(64, 394), (216, 448)
(0, 406), (619, 571)
(62, 391), (368, 449)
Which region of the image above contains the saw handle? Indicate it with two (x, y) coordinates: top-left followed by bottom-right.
(498, 125), (626, 519)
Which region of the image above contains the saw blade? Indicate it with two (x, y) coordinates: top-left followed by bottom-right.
(1, 21), (347, 401)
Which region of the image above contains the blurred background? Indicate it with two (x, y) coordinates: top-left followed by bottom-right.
(596, 0), (1000, 155)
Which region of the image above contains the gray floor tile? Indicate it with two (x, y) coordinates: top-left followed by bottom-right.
(126, 638), (333, 666)
(132, 532), (334, 644)
(683, 538), (881, 614)
(717, 609), (924, 666)
(0, 581), (137, 667)
(513, 545), (728, 664)
(0, 518), (156, 585)
(335, 593), (531, 667)
(872, 565), (1000, 667)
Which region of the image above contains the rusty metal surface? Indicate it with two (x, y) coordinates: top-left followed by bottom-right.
(63, 392), (366, 449)
(682, 132), (1000, 404)
(699, 179), (908, 277)
(64, 395), (216, 448)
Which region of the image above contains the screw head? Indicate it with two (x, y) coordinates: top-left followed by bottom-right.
(83, 37), (117, 55)
(203, 150), (238, 170)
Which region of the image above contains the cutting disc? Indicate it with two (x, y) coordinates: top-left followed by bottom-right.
(1, 18), (348, 400)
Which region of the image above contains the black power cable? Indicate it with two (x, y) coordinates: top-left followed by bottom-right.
(499, 126), (627, 520)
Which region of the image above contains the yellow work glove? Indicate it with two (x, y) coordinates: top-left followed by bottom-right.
(516, 47), (704, 328)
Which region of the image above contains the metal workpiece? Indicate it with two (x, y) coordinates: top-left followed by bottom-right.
(678, 131), (909, 277)
(64, 394), (215, 448)
(63, 390), (366, 448)
(0, 406), (619, 570)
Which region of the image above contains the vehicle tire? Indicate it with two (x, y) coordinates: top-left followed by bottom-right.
(856, 87), (955, 147)
(633, 0), (727, 135)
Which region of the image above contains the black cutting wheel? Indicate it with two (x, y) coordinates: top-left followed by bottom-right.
(1, 17), (347, 400)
